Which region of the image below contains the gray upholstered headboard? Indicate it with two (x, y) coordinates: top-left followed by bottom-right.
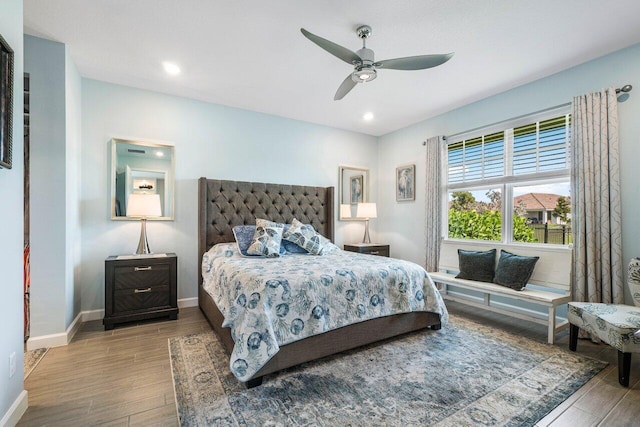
(198, 178), (335, 284)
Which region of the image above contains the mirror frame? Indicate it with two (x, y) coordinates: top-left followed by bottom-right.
(338, 165), (370, 221)
(110, 138), (175, 221)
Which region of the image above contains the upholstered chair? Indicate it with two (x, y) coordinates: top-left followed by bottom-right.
(568, 258), (640, 386)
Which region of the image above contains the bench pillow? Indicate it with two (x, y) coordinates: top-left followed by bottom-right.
(493, 250), (539, 291)
(455, 248), (496, 283)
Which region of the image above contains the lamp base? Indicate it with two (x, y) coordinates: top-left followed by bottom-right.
(362, 219), (371, 244)
(135, 218), (153, 255)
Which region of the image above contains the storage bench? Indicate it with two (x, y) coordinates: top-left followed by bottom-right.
(429, 240), (572, 344)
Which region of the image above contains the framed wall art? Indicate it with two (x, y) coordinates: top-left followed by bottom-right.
(350, 174), (363, 204)
(0, 33), (14, 169)
(396, 164), (415, 201)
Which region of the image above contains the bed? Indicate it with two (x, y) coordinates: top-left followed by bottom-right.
(198, 178), (446, 387)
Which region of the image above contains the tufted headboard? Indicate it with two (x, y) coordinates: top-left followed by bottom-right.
(198, 178), (334, 284)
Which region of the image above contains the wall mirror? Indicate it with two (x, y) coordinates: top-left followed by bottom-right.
(110, 138), (175, 220)
(338, 165), (369, 220)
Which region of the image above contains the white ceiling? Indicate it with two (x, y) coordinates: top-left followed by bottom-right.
(23, 0), (640, 136)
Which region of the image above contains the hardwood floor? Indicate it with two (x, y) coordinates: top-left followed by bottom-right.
(18, 302), (640, 426)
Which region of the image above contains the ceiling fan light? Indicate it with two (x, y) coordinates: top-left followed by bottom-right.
(351, 68), (377, 83)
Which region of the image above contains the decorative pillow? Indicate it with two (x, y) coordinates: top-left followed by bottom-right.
(493, 250), (539, 291)
(246, 219), (285, 257)
(318, 235), (340, 255)
(282, 239), (309, 254)
(455, 248), (496, 283)
(232, 225), (284, 257)
(282, 218), (331, 255)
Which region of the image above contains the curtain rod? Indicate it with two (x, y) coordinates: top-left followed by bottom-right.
(427, 84), (633, 145)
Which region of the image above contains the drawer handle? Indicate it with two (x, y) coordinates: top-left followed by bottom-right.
(370, 251), (380, 255)
(134, 287), (152, 293)
(134, 266), (152, 271)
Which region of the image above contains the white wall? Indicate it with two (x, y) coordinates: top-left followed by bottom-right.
(65, 46), (82, 326)
(24, 35), (67, 337)
(24, 35), (82, 341)
(377, 42), (640, 304)
(0, 0), (26, 422)
(80, 79), (377, 312)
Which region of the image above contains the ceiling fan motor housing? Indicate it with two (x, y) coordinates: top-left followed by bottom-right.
(352, 47), (376, 83)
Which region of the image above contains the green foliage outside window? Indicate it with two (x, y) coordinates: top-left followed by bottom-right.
(448, 209), (536, 242)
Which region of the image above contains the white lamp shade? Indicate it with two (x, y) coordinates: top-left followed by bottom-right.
(127, 194), (162, 217)
(340, 204), (352, 218)
(357, 202), (377, 219)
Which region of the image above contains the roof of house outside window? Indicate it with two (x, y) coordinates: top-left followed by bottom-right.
(514, 193), (570, 211)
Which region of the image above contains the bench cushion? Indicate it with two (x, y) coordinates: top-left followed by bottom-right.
(455, 248), (496, 283)
(568, 302), (640, 353)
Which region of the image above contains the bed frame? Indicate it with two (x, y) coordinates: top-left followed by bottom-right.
(198, 177), (441, 387)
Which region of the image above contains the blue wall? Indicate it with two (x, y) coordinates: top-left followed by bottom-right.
(79, 80), (378, 312)
(0, 0), (26, 422)
(378, 42), (640, 304)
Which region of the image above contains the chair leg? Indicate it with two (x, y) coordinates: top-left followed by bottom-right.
(618, 351), (631, 387)
(569, 324), (578, 352)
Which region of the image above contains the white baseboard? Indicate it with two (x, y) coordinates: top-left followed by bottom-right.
(26, 311), (83, 351)
(66, 311), (83, 343)
(0, 390), (28, 427)
(82, 309), (104, 322)
(26, 299), (198, 350)
(178, 297), (198, 308)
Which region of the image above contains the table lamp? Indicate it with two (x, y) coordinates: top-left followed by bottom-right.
(340, 204), (352, 219)
(356, 202), (377, 244)
(127, 193), (162, 254)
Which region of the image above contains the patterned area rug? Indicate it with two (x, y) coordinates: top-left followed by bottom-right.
(24, 347), (49, 379)
(169, 315), (606, 426)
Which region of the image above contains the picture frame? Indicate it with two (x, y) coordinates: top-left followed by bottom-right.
(396, 164), (415, 201)
(350, 174), (363, 204)
(0, 33), (14, 169)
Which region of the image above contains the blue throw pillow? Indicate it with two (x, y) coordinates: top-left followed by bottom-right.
(455, 248), (496, 283)
(493, 250), (539, 291)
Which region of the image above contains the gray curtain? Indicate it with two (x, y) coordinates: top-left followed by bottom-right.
(425, 136), (444, 271)
(571, 87), (624, 304)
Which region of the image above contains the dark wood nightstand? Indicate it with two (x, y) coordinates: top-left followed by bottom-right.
(343, 243), (390, 257)
(104, 253), (178, 330)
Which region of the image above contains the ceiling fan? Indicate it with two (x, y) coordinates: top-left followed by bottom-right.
(301, 25), (454, 100)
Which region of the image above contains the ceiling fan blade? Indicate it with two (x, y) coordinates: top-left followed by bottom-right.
(376, 53), (454, 70)
(301, 28), (361, 65)
(334, 74), (357, 100)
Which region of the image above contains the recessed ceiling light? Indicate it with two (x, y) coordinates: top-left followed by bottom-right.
(363, 112), (374, 121)
(162, 62), (181, 76)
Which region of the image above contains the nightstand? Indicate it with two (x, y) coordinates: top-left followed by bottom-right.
(104, 253), (178, 330)
(343, 243), (390, 257)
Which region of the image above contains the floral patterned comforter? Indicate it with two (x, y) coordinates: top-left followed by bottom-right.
(201, 243), (448, 382)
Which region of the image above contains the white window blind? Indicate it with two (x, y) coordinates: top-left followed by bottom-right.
(447, 114), (571, 184)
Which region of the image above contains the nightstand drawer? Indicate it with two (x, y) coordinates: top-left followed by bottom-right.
(344, 244), (390, 257)
(364, 247), (389, 257)
(114, 264), (171, 290)
(114, 285), (171, 313)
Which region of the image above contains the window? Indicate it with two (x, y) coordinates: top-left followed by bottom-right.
(445, 109), (571, 246)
